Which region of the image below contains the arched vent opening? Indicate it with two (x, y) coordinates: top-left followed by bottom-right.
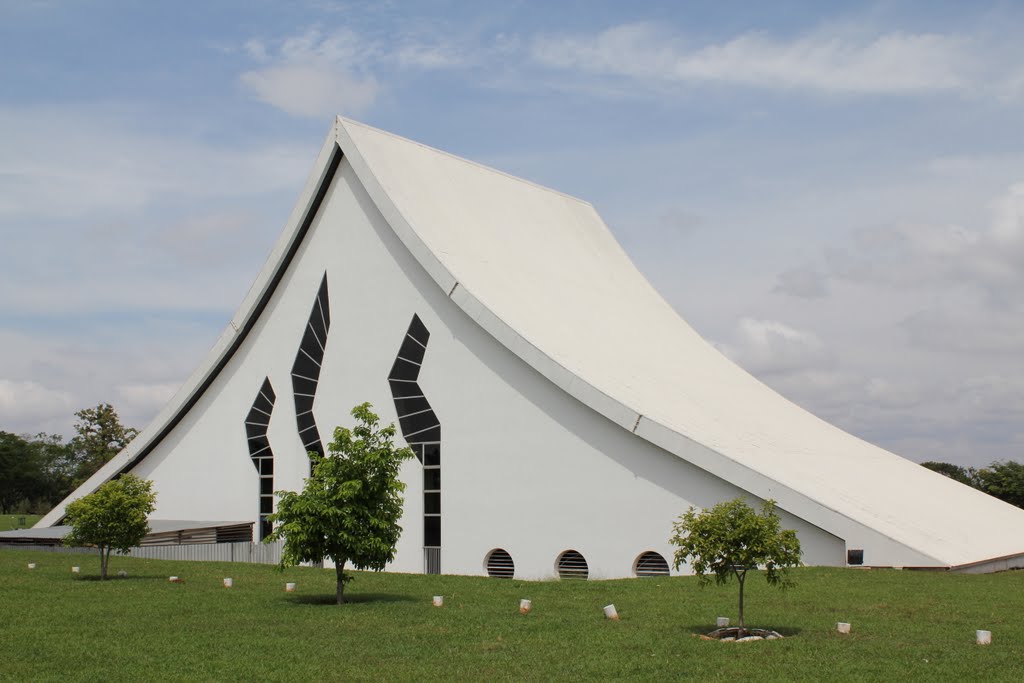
(634, 551), (670, 577)
(485, 549), (515, 578)
(557, 550), (589, 580)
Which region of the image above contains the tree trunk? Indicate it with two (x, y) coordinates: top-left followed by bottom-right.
(99, 545), (108, 580)
(335, 558), (347, 605)
(737, 570), (747, 633)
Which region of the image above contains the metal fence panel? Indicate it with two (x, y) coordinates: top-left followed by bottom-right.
(2, 541), (283, 565)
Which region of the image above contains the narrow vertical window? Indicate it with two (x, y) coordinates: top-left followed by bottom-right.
(292, 273), (330, 465)
(388, 314), (441, 574)
(245, 377), (276, 540)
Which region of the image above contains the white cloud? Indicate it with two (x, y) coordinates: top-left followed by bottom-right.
(528, 23), (1010, 96)
(776, 182), (1024, 304)
(240, 28), (381, 117)
(116, 382), (181, 415)
(0, 107), (310, 219)
(241, 64), (380, 118)
(754, 181), (1024, 466)
(392, 42), (464, 69)
(720, 317), (833, 376)
(0, 326), (210, 439)
(989, 181), (1024, 246)
(774, 265), (829, 298)
(0, 379), (74, 428)
(900, 307), (1024, 354)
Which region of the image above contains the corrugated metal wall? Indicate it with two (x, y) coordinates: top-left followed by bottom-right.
(1, 541), (283, 565)
(128, 540), (283, 564)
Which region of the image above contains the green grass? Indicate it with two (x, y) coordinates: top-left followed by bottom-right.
(0, 514), (40, 531)
(2, 550), (1023, 682)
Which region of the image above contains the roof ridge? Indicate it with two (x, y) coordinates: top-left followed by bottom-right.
(336, 116), (594, 209)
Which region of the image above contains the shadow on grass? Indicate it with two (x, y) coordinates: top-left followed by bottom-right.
(287, 592), (419, 606)
(73, 574), (167, 583)
(681, 624), (803, 637)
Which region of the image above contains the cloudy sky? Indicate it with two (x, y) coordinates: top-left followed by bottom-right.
(1, 1), (1022, 467)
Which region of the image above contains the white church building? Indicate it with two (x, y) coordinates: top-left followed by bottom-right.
(39, 118), (1024, 578)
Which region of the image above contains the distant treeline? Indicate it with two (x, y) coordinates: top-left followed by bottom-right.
(4, 404), (1021, 516)
(0, 404), (138, 515)
(921, 460), (1024, 509)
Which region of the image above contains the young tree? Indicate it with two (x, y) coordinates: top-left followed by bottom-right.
(66, 404), (140, 488)
(670, 498), (802, 632)
(266, 403), (414, 604)
(63, 474), (157, 579)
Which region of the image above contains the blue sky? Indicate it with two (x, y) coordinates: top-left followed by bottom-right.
(2, 1), (1023, 467)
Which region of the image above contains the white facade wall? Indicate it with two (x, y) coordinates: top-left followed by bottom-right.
(130, 159), (844, 579)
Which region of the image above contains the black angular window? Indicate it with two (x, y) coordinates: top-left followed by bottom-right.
(245, 377), (276, 540)
(388, 314), (442, 574)
(292, 273), (330, 464)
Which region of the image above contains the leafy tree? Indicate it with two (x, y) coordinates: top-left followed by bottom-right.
(26, 433), (75, 508)
(266, 403), (413, 604)
(920, 460), (1024, 510)
(0, 431), (32, 514)
(670, 498), (802, 632)
(973, 461), (1024, 509)
(920, 461), (975, 486)
(0, 432), (68, 514)
(63, 474), (156, 579)
(66, 404), (139, 488)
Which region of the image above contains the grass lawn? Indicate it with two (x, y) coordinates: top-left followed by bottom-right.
(0, 514), (40, 531)
(2, 550), (1022, 682)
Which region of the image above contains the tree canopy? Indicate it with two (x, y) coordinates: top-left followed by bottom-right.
(973, 461), (1024, 509)
(266, 402), (414, 604)
(920, 460), (1024, 509)
(64, 474), (156, 579)
(920, 461), (974, 486)
(670, 498), (802, 631)
(66, 404), (139, 488)
(0, 404), (139, 515)
(0, 431), (72, 514)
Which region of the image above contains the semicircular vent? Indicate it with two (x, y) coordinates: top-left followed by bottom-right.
(634, 551), (670, 577)
(485, 548), (515, 578)
(557, 550), (589, 580)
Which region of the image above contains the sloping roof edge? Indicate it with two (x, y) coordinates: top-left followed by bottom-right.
(38, 123), (345, 527)
(332, 118), (952, 565)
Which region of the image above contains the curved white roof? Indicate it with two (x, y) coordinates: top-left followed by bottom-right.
(41, 117), (1024, 568)
(337, 117), (1024, 568)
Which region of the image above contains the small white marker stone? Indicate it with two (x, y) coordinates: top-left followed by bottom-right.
(27, 563), (36, 569)
(285, 582), (296, 592)
(71, 566), (80, 573)
(223, 577), (233, 588)
(716, 616), (730, 628)
(519, 599), (532, 614)
(169, 576), (179, 582)
(117, 570), (127, 578)
(603, 604), (620, 621)
(976, 630), (992, 645)
(432, 595), (443, 607)
(837, 622), (851, 634)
